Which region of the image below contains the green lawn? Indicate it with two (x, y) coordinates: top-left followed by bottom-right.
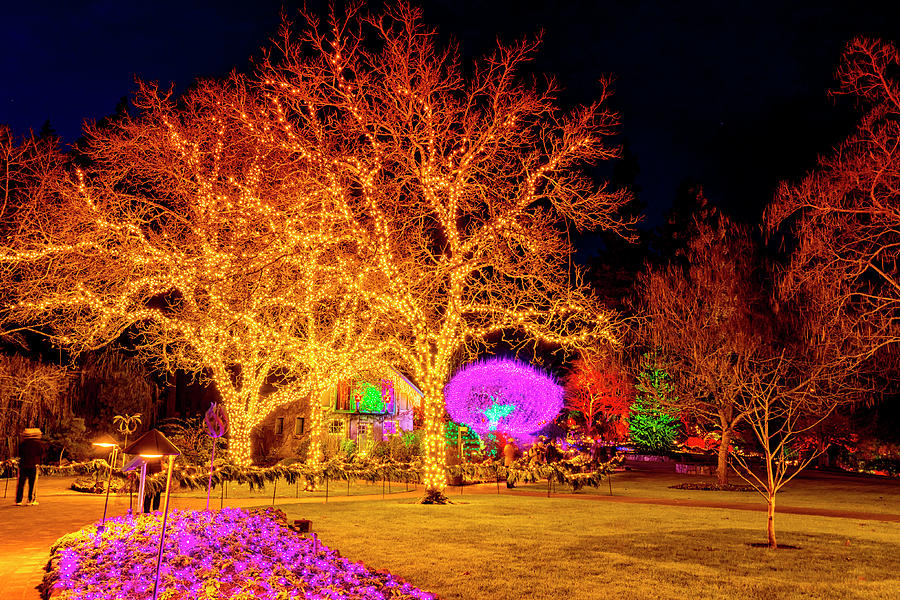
(278, 492), (900, 600)
(514, 467), (900, 515)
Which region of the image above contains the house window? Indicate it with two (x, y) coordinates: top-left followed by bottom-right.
(335, 380), (352, 411)
(275, 417), (284, 435)
(329, 419), (344, 435)
(294, 417), (305, 436)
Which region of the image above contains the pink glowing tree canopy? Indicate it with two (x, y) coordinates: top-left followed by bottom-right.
(444, 358), (564, 436)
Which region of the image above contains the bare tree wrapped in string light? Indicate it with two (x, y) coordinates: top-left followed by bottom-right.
(444, 358), (564, 437)
(0, 4), (630, 498)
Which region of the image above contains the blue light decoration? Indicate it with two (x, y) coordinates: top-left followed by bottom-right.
(444, 358), (564, 437)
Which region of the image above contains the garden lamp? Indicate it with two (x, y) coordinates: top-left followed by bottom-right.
(124, 429), (180, 600)
(92, 434), (120, 530)
(122, 456), (148, 515)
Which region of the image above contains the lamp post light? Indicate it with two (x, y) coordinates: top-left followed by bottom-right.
(124, 429), (180, 600)
(122, 456), (148, 514)
(91, 434), (120, 531)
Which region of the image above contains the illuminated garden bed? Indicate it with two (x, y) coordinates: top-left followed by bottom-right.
(42, 507), (436, 600)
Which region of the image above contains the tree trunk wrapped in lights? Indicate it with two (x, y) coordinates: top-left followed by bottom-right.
(243, 3), (633, 496)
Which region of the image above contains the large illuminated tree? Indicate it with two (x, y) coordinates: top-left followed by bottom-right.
(766, 37), (900, 360)
(0, 81), (392, 466)
(246, 3), (633, 495)
(0, 126), (64, 253)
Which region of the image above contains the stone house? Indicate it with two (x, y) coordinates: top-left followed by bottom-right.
(256, 368), (424, 461)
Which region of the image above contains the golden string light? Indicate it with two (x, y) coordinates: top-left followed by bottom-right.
(1, 7), (632, 494)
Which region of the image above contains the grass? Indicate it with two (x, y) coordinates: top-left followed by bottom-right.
(276, 491), (900, 600)
(513, 467), (900, 515)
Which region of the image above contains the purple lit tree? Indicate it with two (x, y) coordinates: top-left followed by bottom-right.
(444, 358), (564, 437)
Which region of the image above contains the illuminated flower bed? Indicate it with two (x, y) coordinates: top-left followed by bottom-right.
(44, 507), (436, 600)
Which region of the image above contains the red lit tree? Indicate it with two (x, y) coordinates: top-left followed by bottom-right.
(564, 352), (632, 440)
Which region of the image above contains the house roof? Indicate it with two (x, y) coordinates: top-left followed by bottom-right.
(387, 367), (424, 398)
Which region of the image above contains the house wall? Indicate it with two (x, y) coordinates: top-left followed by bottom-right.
(253, 369), (423, 463)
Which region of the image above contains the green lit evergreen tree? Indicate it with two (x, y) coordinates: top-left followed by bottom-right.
(627, 353), (680, 453)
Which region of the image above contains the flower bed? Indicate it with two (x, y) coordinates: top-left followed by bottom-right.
(43, 507), (436, 600)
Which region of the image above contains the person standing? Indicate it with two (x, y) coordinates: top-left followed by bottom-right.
(16, 428), (44, 506)
(503, 438), (518, 488)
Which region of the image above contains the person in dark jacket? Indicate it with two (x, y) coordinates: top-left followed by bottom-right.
(16, 428), (44, 506)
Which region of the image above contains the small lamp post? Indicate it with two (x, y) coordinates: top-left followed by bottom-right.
(92, 434), (120, 531)
(124, 429), (180, 600)
(122, 456), (148, 514)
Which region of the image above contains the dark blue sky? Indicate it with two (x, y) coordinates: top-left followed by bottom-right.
(3, 0), (899, 226)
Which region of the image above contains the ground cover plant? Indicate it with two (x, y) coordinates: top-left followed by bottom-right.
(44, 507), (436, 600)
(283, 494), (900, 600)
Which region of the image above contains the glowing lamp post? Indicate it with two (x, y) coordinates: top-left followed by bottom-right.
(92, 434), (120, 531)
(124, 429), (180, 600)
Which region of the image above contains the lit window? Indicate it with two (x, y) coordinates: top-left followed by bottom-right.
(294, 417), (305, 436)
(275, 417), (284, 435)
(329, 419), (344, 435)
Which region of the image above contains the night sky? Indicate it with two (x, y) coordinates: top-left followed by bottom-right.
(3, 0), (899, 227)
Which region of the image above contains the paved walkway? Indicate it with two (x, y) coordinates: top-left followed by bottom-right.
(1, 475), (898, 599)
